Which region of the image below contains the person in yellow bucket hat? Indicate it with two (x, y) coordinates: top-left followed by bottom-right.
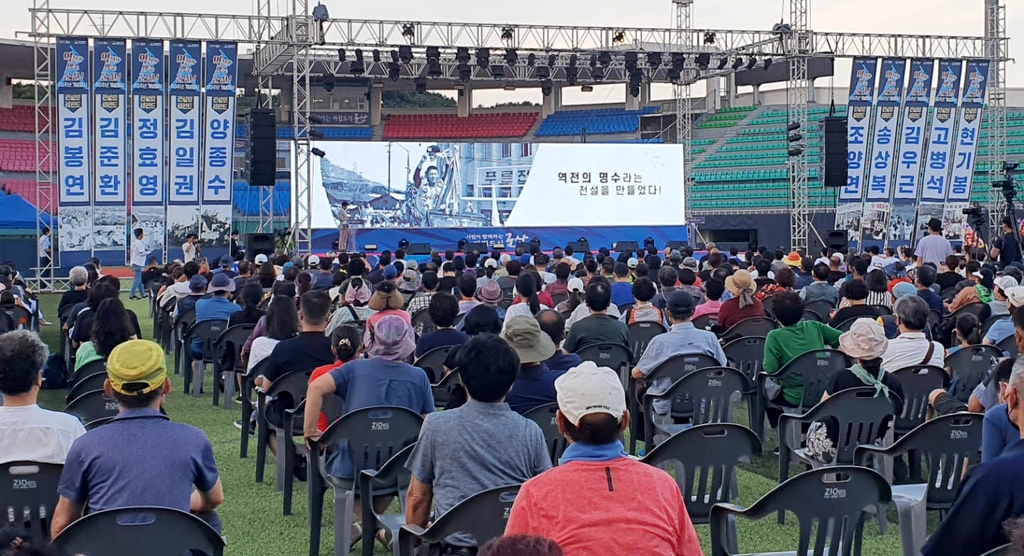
(50, 340), (225, 538)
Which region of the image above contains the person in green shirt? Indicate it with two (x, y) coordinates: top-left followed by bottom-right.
(762, 291), (842, 407)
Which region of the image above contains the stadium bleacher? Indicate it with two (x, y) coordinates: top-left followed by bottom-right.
(535, 106), (658, 137)
(0, 105), (54, 133)
(0, 139), (56, 172)
(275, 127), (374, 140)
(383, 113), (538, 140)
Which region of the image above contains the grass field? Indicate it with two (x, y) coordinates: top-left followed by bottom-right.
(33, 293), (909, 555)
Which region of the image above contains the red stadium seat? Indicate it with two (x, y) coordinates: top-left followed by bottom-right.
(0, 139), (57, 172)
(382, 112), (538, 140)
(0, 106), (56, 133)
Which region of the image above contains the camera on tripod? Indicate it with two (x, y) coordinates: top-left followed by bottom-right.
(992, 161), (1021, 200)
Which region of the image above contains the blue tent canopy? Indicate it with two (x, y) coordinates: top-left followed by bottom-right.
(0, 195), (54, 230)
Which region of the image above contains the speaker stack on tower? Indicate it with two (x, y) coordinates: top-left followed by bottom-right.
(822, 117), (848, 188)
(248, 109), (277, 186)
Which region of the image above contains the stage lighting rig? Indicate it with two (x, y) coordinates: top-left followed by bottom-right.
(703, 31), (716, 45)
(566, 66), (579, 85)
(624, 52), (638, 71)
(787, 122), (804, 157)
(458, 64), (472, 83)
(613, 30), (626, 43)
(763, 58), (773, 70)
(527, 53), (535, 67)
(491, 65), (505, 79)
(589, 54), (598, 69)
(476, 48), (490, 69)
(592, 67), (605, 81)
(388, 63), (401, 81)
(398, 45), (413, 64)
(401, 23), (416, 40)
(695, 53), (710, 70)
(598, 51), (612, 68)
(746, 56), (758, 70)
(717, 57), (728, 70)
(337, 48), (346, 62)
(390, 50), (400, 64)
(501, 26), (515, 42)
(732, 57), (743, 70)
(456, 47), (471, 64)
(645, 52), (663, 68)
(535, 65), (550, 79)
(308, 129), (324, 139)
(320, 73), (336, 92)
(372, 49), (381, 63)
(427, 62), (442, 78)
(581, 83), (594, 92)
(415, 77), (427, 94)
(541, 79), (553, 96)
(425, 47), (440, 62)
(505, 49), (519, 66)
(548, 54), (557, 67)
(311, 148), (326, 158)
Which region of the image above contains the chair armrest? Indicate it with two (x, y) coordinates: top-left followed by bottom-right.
(853, 443), (897, 466)
(398, 524), (428, 556)
(285, 399), (307, 417)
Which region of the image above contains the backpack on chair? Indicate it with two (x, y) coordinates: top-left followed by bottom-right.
(42, 353), (69, 390)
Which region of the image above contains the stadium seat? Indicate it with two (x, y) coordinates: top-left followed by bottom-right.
(383, 113), (537, 140)
(535, 107), (658, 137)
(0, 105), (55, 132)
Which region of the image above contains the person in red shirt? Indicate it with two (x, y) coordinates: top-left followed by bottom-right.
(504, 361), (702, 556)
(307, 324), (363, 432)
(716, 269), (765, 330)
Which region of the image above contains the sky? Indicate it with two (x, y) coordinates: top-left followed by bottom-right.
(4, 0), (1021, 106)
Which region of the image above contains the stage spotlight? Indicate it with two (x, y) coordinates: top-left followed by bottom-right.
(589, 54), (597, 69)
(415, 77), (427, 94)
(321, 73), (335, 92)
(458, 64), (472, 83)
(624, 51), (638, 71)
(505, 49), (518, 66)
(501, 26), (515, 42)
(646, 52), (663, 68)
(398, 45), (413, 64)
(695, 52), (710, 70)
(763, 58), (773, 70)
(427, 62), (442, 78)
(592, 67), (604, 81)
(717, 57), (728, 70)
(667, 68), (681, 82)
(503, 82), (516, 91)
(476, 48), (490, 69)
(581, 83), (594, 92)
(401, 23), (416, 40)
(388, 63), (401, 81)
(425, 46), (440, 62)
(548, 53), (557, 67)
(628, 84), (640, 98)
(613, 30), (626, 43)
(535, 65), (550, 79)
(311, 147), (326, 158)
(337, 48), (346, 62)
(703, 31), (716, 45)
(390, 50), (400, 64)
(491, 64), (505, 79)
(746, 56), (758, 70)
(671, 53), (685, 71)
(566, 66), (579, 85)
(526, 53), (535, 67)
(308, 129), (324, 139)
(787, 122), (800, 132)
(541, 78), (553, 96)
(732, 57), (743, 70)
(351, 49), (364, 75)
(309, 114), (325, 124)
(598, 51), (612, 68)
(456, 47), (471, 64)
(397, 238), (410, 249)
(372, 49), (381, 63)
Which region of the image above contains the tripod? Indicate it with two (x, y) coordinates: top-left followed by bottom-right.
(999, 185), (1024, 264)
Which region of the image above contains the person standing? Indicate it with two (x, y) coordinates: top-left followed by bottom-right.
(915, 217), (954, 268)
(991, 216), (1022, 268)
(229, 230), (243, 260)
(38, 226), (52, 279)
(129, 228), (151, 300)
(182, 233), (199, 263)
(338, 201), (356, 252)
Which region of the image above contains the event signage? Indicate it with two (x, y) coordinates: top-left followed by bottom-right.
(919, 59), (963, 201)
(168, 40), (202, 205)
(893, 59), (935, 201)
(55, 36), (93, 260)
(865, 58), (906, 201)
(200, 41), (238, 251)
(92, 38), (129, 260)
(946, 59), (990, 202)
(130, 38), (167, 258)
(841, 57), (878, 202)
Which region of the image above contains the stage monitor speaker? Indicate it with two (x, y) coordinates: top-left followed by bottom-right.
(248, 109), (277, 186)
(566, 240), (590, 254)
(406, 242), (433, 255)
(826, 229), (849, 252)
(613, 240), (641, 252)
(462, 242), (488, 253)
(823, 116), (847, 188)
(247, 234), (275, 259)
(665, 240), (688, 251)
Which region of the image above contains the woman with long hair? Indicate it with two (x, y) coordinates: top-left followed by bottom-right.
(296, 271), (314, 300)
(256, 261), (277, 289)
(949, 313), (983, 354)
(865, 268), (894, 309)
(74, 297), (135, 371)
(230, 281), (266, 327)
(246, 296), (300, 372)
(502, 273), (549, 326)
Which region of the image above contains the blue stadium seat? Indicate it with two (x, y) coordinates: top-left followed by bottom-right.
(536, 107), (659, 137)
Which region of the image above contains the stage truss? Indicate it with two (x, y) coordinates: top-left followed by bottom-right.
(26, 0), (1009, 286)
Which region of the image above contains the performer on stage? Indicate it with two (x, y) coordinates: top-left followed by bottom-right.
(338, 201), (356, 252)
(129, 228), (152, 300)
(182, 233), (199, 263)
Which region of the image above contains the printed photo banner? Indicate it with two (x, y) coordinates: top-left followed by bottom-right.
(131, 38), (167, 258)
(56, 36), (93, 261)
(865, 58), (906, 201)
(200, 41), (238, 255)
(893, 59), (935, 201)
(168, 40), (202, 206)
(946, 59), (990, 202)
(841, 57), (878, 202)
(920, 59), (963, 202)
(92, 38), (129, 259)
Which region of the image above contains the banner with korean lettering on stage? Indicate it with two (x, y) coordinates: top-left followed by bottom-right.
(887, 59), (935, 246)
(167, 40), (202, 262)
(91, 38), (129, 262)
(56, 36), (92, 265)
(862, 58), (905, 245)
(200, 41), (238, 257)
(130, 39), (167, 261)
(840, 57), (878, 204)
(919, 59), (963, 202)
(946, 60), (989, 203)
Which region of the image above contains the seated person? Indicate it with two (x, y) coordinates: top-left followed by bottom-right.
(930, 358), (1015, 418)
(981, 359), (1022, 461)
(762, 292), (842, 411)
(563, 282), (630, 353)
(0, 330), (86, 464)
(366, 281), (411, 328)
(74, 298), (136, 373)
(174, 275), (208, 319)
(505, 362), (702, 556)
(537, 310), (582, 372)
(306, 325), (363, 434)
(503, 316), (562, 414)
(405, 335), (552, 551)
(692, 277), (725, 320)
(609, 262), (634, 307)
(949, 313), (982, 354)
(829, 279), (880, 327)
(52, 340), (224, 535)
(799, 263), (839, 309)
(619, 277), (666, 326)
(456, 275), (482, 316)
(881, 296), (945, 371)
(326, 277), (377, 335)
(191, 273), (242, 378)
(717, 269), (765, 330)
(985, 285), (1024, 346)
(414, 292), (469, 360)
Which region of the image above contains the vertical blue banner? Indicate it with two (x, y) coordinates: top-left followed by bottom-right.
(893, 59), (934, 202)
(167, 40), (202, 261)
(200, 41), (238, 254)
(841, 57), (878, 202)
(92, 38), (129, 261)
(919, 59), (963, 202)
(865, 58), (905, 201)
(56, 36), (93, 264)
(131, 39), (167, 260)
(946, 60), (990, 202)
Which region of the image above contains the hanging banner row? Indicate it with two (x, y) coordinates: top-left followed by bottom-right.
(55, 36), (238, 266)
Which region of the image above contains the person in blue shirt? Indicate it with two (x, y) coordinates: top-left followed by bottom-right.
(191, 273), (241, 380)
(923, 358), (1024, 556)
(915, 265), (946, 316)
(609, 262), (635, 308)
(212, 255), (238, 279)
(537, 309), (582, 372)
(503, 315), (561, 414)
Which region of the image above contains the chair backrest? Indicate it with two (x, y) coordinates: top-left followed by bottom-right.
(760, 296), (776, 318)
(646, 353), (722, 383)
(523, 402), (567, 465)
(890, 365), (948, 434)
(315, 406), (423, 481)
(798, 387), (896, 464)
(856, 412), (982, 511)
(550, 292), (569, 307)
(833, 317), (860, 332)
(52, 506), (225, 556)
(5, 306), (32, 329)
(0, 461), (63, 540)
(869, 304), (893, 316)
(174, 309), (196, 339)
(721, 317), (777, 341)
(723, 336), (767, 382)
(627, 321), (667, 364)
(213, 323), (255, 371)
(644, 367), (748, 427)
(431, 370), (462, 409)
(946, 345), (1003, 402)
(63, 390), (119, 424)
(642, 424), (761, 524)
(265, 370), (312, 407)
(71, 359), (107, 384)
(617, 301), (635, 314)
(184, 319), (229, 362)
(803, 301), (834, 322)
(772, 349), (852, 409)
(57, 302), (77, 324)
(66, 372), (109, 404)
(940, 287), (958, 302)
(691, 313), (717, 331)
(574, 343), (633, 386)
(411, 310), (437, 337)
(709, 466), (891, 556)
(414, 345), (455, 384)
(0, 310), (14, 334)
(997, 334), (1020, 357)
(404, 484), (521, 548)
(950, 302), (990, 322)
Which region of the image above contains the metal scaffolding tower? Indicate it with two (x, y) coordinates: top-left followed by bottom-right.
(986, 0), (1009, 229)
(787, 0), (811, 251)
(674, 0), (694, 237)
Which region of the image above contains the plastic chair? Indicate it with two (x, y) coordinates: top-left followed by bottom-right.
(523, 402), (567, 466)
(172, 309), (196, 377)
(946, 345), (1003, 403)
(0, 461), (63, 540)
(720, 316), (777, 342)
(398, 484), (521, 556)
(709, 466), (892, 556)
(642, 366), (747, 449)
(52, 506), (225, 556)
(641, 424), (762, 525)
(980, 315), (1010, 338)
(181, 319), (229, 397)
(65, 371), (108, 404)
(431, 369), (462, 410)
(627, 321), (667, 365)
(358, 444), (417, 556)
(308, 406), (423, 556)
(855, 413), (983, 556)
(64, 389), (119, 425)
(575, 343), (633, 389)
(210, 324), (255, 408)
(628, 352), (720, 454)
(723, 336), (767, 440)
(239, 358), (270, 459)
(617, 301), (635, 314)
(981, 544), (1015, 556)
(890, 366), (947, 436)
(413, 345), (456, 384)
(692, 313), (718, 331)
(833, 317), (860, 332)
(804, 301), (835, 322)
(70, 359), (106, 385)
(254, 370), (310, 488)
(411, 310), (436, 337)
(997, 334), (1020, 357)
(753, 349), (852, 441)
(869, 305), (893, 316)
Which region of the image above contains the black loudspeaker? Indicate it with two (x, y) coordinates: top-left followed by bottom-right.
(665, 240), (688, 250)
(567, 240), (590, 254)
(247, 234), (275, 259)
(823, 117), (847, 188)
(463, 242), (487, 253)
(613, 240), (641, 252)
(248, 109), (277, 186)
(826, 229), (849, 252)
(406, 242), (432, 255)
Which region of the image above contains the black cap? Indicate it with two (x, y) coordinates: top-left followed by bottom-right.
(666, 289), (695, 313)
(927, 218), (942, 231)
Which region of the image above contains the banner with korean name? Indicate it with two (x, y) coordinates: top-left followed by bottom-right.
(919, 59), (963, 202)
(167, 40), (202, 260)
(200, 41), (238, 254)
(841, 57), (878, 202)
(865, 58), (905, 202)
(130, 38), (166, 259)
(56, 37), (93, 263)
(92, 38), (128, 260)
(946, 60), (990, 202)
(893, 59), (935, 202)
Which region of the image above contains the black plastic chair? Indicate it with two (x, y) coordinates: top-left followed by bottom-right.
(997, 333), (1020, 357)
(753, 349), (852, 440)
(70, 359), (106, 385)
(890, 365), (947, 436)
(5, 305), (33, 331)
(398, 484), (521, 556)
(833, 317), (861, 332)
(628, 352), (721, 454)
(946, 303), (993, 346)
(946, 344), (1003, 403)
(870, 304), (893, 316)
(855, 413), (983, 556)
(523, 402), (566, 466)
(431, 369), (462, 410)
(63, 390), (119, 425)
(719, 316), (777, 342)
(85, 416), (114, 430)
(157, 297), (176, 351)
(57, 302), (76, 366)
(981, 315), (1011, 338)
(723, 336), (767, 440)
(359, 443), (418, 556)
(641, 424), (762, 525)
(709, 466), (892, 556)
(981, 544), (1015, 556)
(940, 287), (958, 302)
(51, 506), (225, 556)
(617, 301), (635, 314)
(760, 295), (776, 319)
(0, 310), (15, 334)
(0, 461), (63, 540)
(239, 358), (271, 459)
(211, 323), (255, 408)
(413, 345), (456, 384)
(803, 300), (835, 322)
(692, 313), (718, 331)
(642, 366), (747, 449)
(575, 342), (633, 389)
(255, 370), (311, 488)
(172, 309), (196, 377)
(308, 406), (423, 556)
(65, 372), (108, 404)
(411, 310), (437, 338)
(181, 319), (229, 397)
(549, 292), (569, 307)
(627, 321), (667, 365)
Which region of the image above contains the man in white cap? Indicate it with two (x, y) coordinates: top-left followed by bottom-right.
(505, 361), (701, 556)
(990, 275), (1019, 318)
(984, 285), (1024, 345)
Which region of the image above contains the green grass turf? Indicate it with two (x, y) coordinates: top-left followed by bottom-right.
(32, 292), (906, 555)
